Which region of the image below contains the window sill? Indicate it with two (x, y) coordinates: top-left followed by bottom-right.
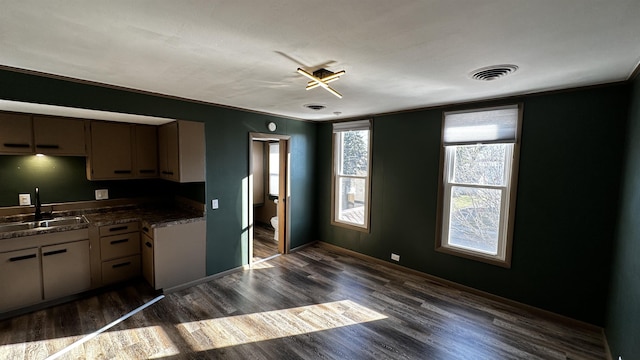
(435, 244), (511, 268)
(331, 220), (370, 233)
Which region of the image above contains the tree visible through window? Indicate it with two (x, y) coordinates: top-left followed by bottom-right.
(438, 105), (521, 267)
(333, 120), (371, 230)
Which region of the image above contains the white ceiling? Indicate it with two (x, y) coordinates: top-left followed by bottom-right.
(1, 1), (639, 122)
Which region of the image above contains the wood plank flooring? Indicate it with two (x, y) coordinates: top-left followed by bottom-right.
(253, 224), (278, 262)
(0, 243), (607, 359)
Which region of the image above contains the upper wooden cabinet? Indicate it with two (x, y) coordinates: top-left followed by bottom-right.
(0, 112), (87, 156)
(87, 121), (134, 180)
(0, 112), (33, 154)
(158, 120), (205, 182)
(134, 125), (158, 178)
(33, 116), (86, 156)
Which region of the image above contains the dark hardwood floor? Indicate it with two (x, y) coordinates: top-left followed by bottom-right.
(253, 224), (278, 262)
(0, 243), (607, 359)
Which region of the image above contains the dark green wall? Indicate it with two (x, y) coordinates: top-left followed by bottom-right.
(605, 77), (640, 359)
(318, 84), (629, 326)
(0, 155), (203, 206)
(0, 69), (317, 275)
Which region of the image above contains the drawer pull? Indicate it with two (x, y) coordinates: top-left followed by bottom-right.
(110, 238), (129, 245)
(161, 170), (174, 175)
(112, 261), (131, 269)
(114, 170), (132, 174)
(3, 143), (30, 148)
(43, 249), (67, 257)
(109, 226), (128, 232)
(35, 144), (60, 149)
(145, 242), (152, 248)
(9, 254), (37, 262)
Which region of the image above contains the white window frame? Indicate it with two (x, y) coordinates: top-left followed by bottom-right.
(332, 120), (372, 232)
(436, 105), (522, 267)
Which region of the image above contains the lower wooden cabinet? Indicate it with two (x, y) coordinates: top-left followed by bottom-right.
(97, 222), (141, 285)
(141, 220), (205, 290)
(42, 240), (91, 300)
(0, 229), (90, 313)
(0, 248), (42, 312)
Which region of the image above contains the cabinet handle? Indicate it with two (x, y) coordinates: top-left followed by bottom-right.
(110, 238), (129, 245)
(9, 253), (37, 262)
(3, 143), (31, 148)
(43, 249), (67, 257)
(114, 170), (132, 174)
(139, 169), (156, 174)
(112, 261), (131, 269)
(161, 171), (174, 175)
(142, 226), (149, 233)
(109, 226), (128, 232)
(35, 144), (60, 149)
(145, 242), (152, 248)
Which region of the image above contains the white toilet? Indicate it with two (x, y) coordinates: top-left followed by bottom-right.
(270, 199), (279, 241)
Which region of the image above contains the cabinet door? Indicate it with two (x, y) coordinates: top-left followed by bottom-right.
(33, 116), (86, 155)
(158, 122), (179, 181)
(134, 125), (158, 178)
(141, 233), (154, 288)
(88, 121), (134, 179)
(42, 240), (91, 300)
(0, 112), (33, 154)
(176, 120), (205, 182)
(154, 220), (205, 290)
(0, 248), (42, 312)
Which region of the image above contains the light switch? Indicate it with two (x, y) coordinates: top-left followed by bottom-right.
(212, 199), (219, 209)
(19, 194), (31, 206)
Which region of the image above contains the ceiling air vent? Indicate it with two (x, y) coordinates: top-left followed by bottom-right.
(304, 104), (326, 111)
(470, 64), (518, 81)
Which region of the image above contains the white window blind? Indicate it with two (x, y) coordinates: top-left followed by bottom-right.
(443, 105), (519, 145)
(333, 120), (371, 132)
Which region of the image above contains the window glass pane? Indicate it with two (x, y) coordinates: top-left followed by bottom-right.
(340, 130), (369, 176)
(269, 143), (279, 196)
(452, 144), (506, 186)
(337, 177), (366, 225)
(447, 186), (501, 254)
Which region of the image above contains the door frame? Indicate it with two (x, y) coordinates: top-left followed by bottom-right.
(248, 132), (291, 263)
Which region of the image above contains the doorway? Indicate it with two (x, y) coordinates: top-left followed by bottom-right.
(249, 133), (290, 264)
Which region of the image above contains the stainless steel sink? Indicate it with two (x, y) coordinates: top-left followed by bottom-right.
(0, 216), (88, 233)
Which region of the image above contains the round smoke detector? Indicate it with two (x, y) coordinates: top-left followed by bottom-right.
(470, 64), (519, 81)
(304, 104), (326, 111)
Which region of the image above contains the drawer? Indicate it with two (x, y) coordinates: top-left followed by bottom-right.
(99, 222), (140, 237)
(102, 255), (141, 285)
(100, 232), (140, 261)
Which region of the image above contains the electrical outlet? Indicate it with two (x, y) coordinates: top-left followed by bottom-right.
(391, 253), (400, 262)
(95, 189), (109, 200)
(19, 194), (31, 206)
(212, 199), (219, 209)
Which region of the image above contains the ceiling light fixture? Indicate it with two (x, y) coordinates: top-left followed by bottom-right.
(297, 68), (345, 98)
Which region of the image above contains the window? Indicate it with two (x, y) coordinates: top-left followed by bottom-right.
(268, 142), (279, 197)
(437, 105), (521, 267)
(332, 120), (372, 231)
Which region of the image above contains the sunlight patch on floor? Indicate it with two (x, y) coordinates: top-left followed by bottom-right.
(176, 299), (387, 351)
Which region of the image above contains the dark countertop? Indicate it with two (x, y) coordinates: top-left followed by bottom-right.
(0, 205), (205, 240)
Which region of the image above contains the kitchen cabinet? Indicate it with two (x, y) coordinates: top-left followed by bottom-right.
(134, 124), (158, 178)
(0, 112), (33, 154)
(158, 120), (205, 182)
(0, 229), (90, 313)
(0, 247), (42, 312)
(141, 220), (205, 290)
(33, 116), (86, 156)
(98, 221), (141, 285)
(42, 240), (91, 300)
(87, 121), (134, 180)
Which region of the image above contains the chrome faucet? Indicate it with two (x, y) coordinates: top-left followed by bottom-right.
(34, 187), (42, 221)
